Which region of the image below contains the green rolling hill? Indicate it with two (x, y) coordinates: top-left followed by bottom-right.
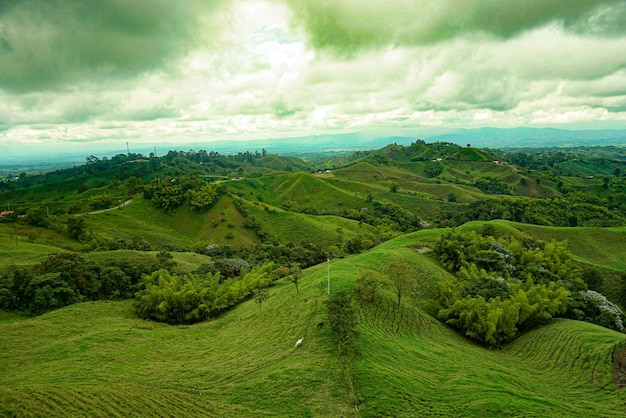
(1, 141), (626, 416)
(1, 231), (625, 417)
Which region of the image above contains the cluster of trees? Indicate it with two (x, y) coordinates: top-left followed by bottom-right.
(433, 229), (623, 345)
(134, 263), (275, 324)
(161, 148), (268, 168)
(424, 162), (443, 178)
(442, 197), (624, 227)
(340, 201), (425, 234)
(570, 289), (624, 332)
(354, 261), (432, 315)
(0, 252), (135, 314)
(473, 177), (510, 195)
(504, 147), (626, 177)
(88, 193), (115, 210)
(0, 245), (284, 323)
(143, 176), (224, 213)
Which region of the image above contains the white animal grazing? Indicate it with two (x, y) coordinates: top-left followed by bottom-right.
(295, 337), (304, 348)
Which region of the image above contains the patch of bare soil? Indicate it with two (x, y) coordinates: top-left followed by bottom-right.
(414, 246), (432, 254)
(613, 349), (626, 389)
(613, 367), (626, 389)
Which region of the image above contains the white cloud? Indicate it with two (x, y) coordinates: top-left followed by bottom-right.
(1, 0), (625, 153)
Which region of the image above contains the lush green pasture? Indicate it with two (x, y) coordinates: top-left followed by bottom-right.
(0, 280), (352, 416)
(2, 232), (626, 417)
(333, 162), (395, 183)
(307, 236), (626, 417)
(451, 147), (493, 161)
(0, 223), (82, 266)
(84, 195), (259, 249)
(245, 201), (376, 247)
(510, 223), (626, 270)
(229, 173), (369, 214)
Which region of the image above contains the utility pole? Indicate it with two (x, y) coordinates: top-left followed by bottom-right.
(327, 258), (330, 296)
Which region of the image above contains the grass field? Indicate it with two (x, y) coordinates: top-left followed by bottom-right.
(0, 223), (83, 266)
(2, 232), (625, 417)
(509, 223), (626, 270)
(84, 195), (260, 249)
(244, 200), (376, 248)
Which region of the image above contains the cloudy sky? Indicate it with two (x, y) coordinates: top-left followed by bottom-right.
(1, 0), (626, 155)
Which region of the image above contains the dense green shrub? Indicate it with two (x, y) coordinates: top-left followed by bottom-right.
(474, 177), (510, 195)
(424, 162), (443, 178)
(325, 290), (360, 361)
(134, 263), (275, 324)
(577, 290), (624, 332)
(189, 183), (222, 211)
(0, 252), (133, 314)
(434, 230), (585, 345)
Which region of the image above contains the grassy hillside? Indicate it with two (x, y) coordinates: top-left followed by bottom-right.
(84, 195), (260, 249)
(0, 283), (351, 417)
(2, 232), (625, 417)
(0, 223), (82, 266)
(508, 223), (626, 270)
(450, 146), (495, 161)
(229, 172), (369, 213)
(243, 200), (377, 248)
(84, 250), (213, 275)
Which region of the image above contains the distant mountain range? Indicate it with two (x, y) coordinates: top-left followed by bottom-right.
(424, 127), (626, 149)
(2, 128), (625, 166)
(177, 127), (626, 154)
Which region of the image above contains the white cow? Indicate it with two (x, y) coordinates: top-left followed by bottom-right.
(295, 337), (304, 348)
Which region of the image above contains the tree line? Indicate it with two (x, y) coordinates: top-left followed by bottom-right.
(441, 196), (624, 228)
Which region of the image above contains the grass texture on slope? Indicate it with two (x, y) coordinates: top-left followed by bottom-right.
(2, 231), (625, 417)
(0, 280), (353, 417)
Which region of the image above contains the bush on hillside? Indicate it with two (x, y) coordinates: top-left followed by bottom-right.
(325, 290), (360, 361)
(434, 230), (585, 345)
(577, 290), (624, 332)
(0, 252), (133, 314)
(474, 177), (510, 195)
(189, 183), (223, 212)
(424, 162), (443, 178)
(134, 263), (275, 324)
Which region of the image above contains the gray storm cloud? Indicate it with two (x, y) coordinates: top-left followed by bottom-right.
(283, 0), (626, 53)
(0, 0), (624, 144)
(1, 0), (624, 93)
(0, 0), (227, 93)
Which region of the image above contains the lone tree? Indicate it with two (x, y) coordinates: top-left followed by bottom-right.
(66, 217), (86, 240)
(325, 290), (360, 361)
(254, 288), (270, 314)
(354, 269), (390, 303)
(155, 250), (176, 272)
(385, 261), (415, 309)
(289, 263), (302, 294)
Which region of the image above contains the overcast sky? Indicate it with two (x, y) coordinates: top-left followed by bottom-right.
(1, 0), (626, 155)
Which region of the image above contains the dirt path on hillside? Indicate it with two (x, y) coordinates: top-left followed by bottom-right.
(79, 199), (133, 216)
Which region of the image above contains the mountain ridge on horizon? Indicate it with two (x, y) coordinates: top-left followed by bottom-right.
(2, 127), (626, 164)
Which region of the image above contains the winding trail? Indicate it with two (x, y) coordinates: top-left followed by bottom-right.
(78, 199), (133, 216)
